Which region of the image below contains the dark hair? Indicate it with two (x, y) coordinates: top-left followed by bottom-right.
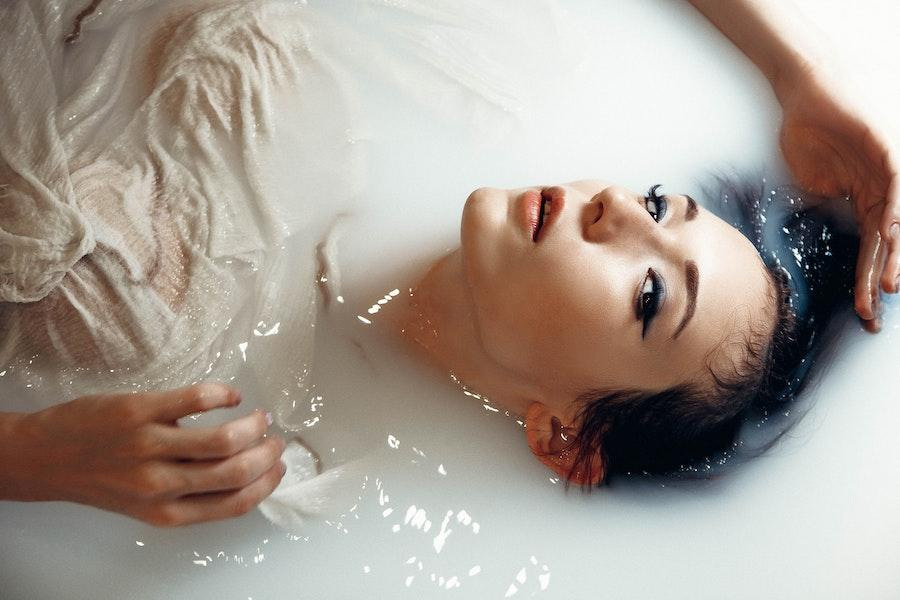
(567, 177), (857, 486)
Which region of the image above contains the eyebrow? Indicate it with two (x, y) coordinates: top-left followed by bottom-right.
(672, 260), (699, 340)
(684, 195), (698, 221)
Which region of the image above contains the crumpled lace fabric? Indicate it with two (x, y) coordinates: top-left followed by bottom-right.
(0, 0), (569, 393)
(0, 0), (318, 389)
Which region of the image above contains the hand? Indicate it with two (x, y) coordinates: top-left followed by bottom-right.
(4, 383), (285, 526)
(777, 62), (900, 332)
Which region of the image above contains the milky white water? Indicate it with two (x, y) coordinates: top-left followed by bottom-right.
(2, 1), (899, 598)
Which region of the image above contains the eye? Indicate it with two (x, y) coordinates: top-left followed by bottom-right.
(636, 268), (666, 339)
(644, 184), (667, 223)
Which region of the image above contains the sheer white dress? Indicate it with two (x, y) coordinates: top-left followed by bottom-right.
(0, 0), (347, 402)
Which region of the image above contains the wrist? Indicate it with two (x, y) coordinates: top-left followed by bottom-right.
(771, 50), (826, 106)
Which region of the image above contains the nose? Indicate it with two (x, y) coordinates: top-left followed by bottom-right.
(584, 185), (656, 243)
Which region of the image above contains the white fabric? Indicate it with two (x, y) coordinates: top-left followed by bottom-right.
(0, 0), (377, 529)
(0, 0), (317, 388)
(258, 441), (372, 530)
(0, 0), (566, 393)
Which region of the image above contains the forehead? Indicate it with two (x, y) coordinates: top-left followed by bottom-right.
(671, 208), (774, 382)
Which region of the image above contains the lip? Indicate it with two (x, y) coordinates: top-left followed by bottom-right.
(519, 186), (566, 243)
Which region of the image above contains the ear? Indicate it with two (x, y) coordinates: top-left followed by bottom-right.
(525, 402), (605, 486)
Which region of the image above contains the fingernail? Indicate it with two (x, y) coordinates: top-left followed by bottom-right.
(891, 222), (900, 242)
(265, 411), (274, 427)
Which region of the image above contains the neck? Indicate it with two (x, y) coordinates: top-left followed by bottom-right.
(377, 249), (531, 414)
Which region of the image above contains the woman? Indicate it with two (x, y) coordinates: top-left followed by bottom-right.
(1, 0), (898, 525)
(383, 179), (790, 486)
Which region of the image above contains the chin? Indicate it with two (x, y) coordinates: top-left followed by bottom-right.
(459, 188), (506, 291)
(461, 187), (496, 233)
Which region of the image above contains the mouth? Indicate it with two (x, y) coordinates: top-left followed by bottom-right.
(522, 186), (565, 243)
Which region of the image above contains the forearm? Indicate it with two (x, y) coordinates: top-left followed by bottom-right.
(687, 0), (825, 102)
(0, 411), (43, 501)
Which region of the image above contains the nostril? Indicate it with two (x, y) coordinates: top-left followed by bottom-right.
(592, 201), (604, 224)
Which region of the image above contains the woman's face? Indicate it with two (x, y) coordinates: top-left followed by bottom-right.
(459, 180), (775, 414)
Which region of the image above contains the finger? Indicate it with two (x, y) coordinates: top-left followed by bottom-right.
(872, 233), (888, 314)
(879, 173), (900, 292)
(863, 316), (882, 334)
(854, 225), (883, 320)
(172, 435), (285, 496)
(143, 410), (271, 460)
(145, 383), (241, 423)
(859, 234), (887, 333)
(153, 460), (287, 526)
(882, 238), (900, 293)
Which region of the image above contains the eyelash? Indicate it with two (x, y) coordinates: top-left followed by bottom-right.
(638, 185), (667, 337)
(644, 184), (667, 223)
(638, 268), (664, 338)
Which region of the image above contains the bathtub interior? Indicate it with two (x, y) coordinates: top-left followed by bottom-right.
(2, 0), (900, 599)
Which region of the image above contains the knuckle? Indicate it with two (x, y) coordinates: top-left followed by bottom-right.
(178, 383), (237, 415)
(132, 430), (161, 458)
(231, 492), (258, 517)
(229, 457), (254, 485)
(182, 385), (213, 413)
(268, 436), (285, 457)
(193, 383), (233, 407)
(116, 399), (145, 425)
(135, 465), (175, 498)
(144, 505), (182, 528)
(211, 426), (241, 455)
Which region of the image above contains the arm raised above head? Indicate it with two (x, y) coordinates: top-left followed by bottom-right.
(686, 0), (823, 101)
(688, 0), (900, 331)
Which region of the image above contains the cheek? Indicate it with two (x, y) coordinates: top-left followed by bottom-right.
(470, 272), (547, 375)
(472, 260), (613, 385)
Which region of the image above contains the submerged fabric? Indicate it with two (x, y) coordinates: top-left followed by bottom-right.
(0, 0), (566, 395)
(258, 440), (377, 530)
(0, 0), (321, 392)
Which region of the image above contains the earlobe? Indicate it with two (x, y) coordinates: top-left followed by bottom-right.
(524, 402), (605, 486)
